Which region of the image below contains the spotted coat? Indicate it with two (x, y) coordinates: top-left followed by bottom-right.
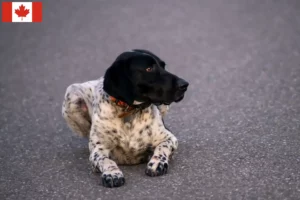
(62, 77), (178, 187)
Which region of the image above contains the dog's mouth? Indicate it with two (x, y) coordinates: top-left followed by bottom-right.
(143, 90), (186, 106)
(153, 102), (169, 106)
(153, 101), (171, 106)
(153, 95), (185, 106)
(174, 95), (184, 103)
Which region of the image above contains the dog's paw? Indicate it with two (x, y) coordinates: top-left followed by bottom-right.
(101, 170), (125, 188)
(145, 160), (169, 177)
(92, 165), (101, 173)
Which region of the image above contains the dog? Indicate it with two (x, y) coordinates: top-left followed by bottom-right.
(62, 49), (189, 187)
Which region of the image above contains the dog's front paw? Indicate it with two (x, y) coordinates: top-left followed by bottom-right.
(101, 170), (125, 188)
(145, 159), (169, 177)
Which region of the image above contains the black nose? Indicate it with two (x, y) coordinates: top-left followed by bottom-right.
(177, 79), (189, 91)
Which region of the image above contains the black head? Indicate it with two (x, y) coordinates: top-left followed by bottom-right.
(103, 49), (189, 106)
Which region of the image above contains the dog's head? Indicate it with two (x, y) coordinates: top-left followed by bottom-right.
(103, 49), (189, 106)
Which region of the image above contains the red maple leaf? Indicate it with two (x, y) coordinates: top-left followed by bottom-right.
(15, 4), (30, 21)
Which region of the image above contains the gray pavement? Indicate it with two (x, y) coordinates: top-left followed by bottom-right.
(1, 0), (300, 199)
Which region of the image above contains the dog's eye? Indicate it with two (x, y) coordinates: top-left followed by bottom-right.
(146, 67), (153, 72)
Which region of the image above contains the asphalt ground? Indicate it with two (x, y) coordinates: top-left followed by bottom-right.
(1, 0), (300, 199)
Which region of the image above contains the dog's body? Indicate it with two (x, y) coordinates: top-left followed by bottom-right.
(62, 49), (188, 187)
(62, 77), (176, 165)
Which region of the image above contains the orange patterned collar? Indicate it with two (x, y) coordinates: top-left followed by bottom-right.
(109, 96), (152, 118)
(110, 96), (128, 107)
(109, 96), (136, 118)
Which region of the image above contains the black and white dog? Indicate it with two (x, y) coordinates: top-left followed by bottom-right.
(62, 49), (189, 187)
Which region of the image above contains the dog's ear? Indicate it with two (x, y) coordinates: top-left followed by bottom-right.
(103, 52), (137, 105)
(132, 49), (166, 69)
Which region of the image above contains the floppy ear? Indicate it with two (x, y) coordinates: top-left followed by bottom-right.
(132, 49), (166, 69)
(103, 52), (136, 105)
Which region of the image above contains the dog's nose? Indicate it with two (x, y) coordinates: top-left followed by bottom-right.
(177, 79), (189, 91)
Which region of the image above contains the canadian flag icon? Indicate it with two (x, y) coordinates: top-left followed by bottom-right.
(2, 2), (42, 22)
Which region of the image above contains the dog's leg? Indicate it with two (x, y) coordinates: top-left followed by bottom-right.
(145, 133), (178, 176)
(62, 84), (91, 137)
(89, 134), (125, 188)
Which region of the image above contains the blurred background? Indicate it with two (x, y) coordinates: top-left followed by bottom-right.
(0, 0), (300, 199)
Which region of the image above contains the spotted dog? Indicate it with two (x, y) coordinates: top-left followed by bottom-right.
(62, 49), (189, 188)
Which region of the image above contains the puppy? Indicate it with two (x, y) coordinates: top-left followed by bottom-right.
(62, 49), (189, 187)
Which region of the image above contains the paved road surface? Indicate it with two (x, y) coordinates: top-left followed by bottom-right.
(1, 0), (300, 199)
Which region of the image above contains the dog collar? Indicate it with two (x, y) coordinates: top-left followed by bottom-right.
(109, 96), (139, 118)
(109, 96), (130, 108)
(109, 96), (151, 118)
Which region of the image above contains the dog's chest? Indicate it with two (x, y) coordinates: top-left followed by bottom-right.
(109, 110), (157, 164)
(95, 94), (164, 164)
(117, 111), (154, 146)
